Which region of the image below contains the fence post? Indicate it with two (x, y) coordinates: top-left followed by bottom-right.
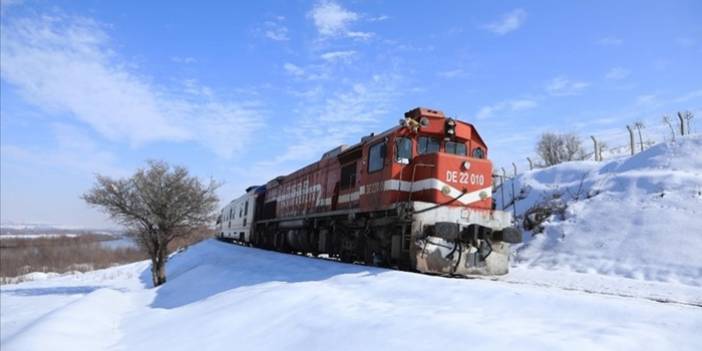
(683, 111), (694, 135)
(512, 162), (518, 177)
(663, 115), (675, 141)
(633, 122), (645, 152)
(678, 112), (686, 136)
(590, 136), (599, 161)
(500, 168), (507, 210)
(511, 176), (517, 219)
(626, 125), (635, 155)
(527, 157), (533, 170)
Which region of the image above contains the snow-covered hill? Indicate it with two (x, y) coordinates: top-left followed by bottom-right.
(500, 135), (702, 287)
(1, 240), (701, 351)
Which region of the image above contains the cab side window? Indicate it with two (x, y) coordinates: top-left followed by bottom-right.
(340, 162), (357, 189)
(368, 142), (386, 173)
(418, 136), (440, 155)
(472, 147), (485, 159)
(395, 137), (412, 161)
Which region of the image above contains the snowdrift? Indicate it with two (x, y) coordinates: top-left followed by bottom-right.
(2, 240), (701, 351)
(502, 135), (702, 286)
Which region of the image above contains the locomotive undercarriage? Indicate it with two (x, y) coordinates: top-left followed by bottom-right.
(249, 201), (521, 276)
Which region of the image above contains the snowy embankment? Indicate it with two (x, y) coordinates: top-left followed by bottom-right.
(2, 240), (701, 351)
(499, 135), (702, 289)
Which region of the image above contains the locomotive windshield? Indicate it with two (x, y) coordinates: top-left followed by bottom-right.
(445, 141), (467, 156)
(418, 136), (440, 154)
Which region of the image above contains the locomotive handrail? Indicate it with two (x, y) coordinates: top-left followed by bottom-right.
(407, 163), (435, 203)
(411, 190), (467, 215)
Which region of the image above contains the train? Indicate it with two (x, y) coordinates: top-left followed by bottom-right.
(216, 107), (522, 276)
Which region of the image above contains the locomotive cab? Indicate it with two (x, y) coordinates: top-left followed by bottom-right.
(360, 107), (521, 275)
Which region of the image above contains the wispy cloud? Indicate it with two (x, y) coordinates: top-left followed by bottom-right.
(171, 56), (197, 64)
(597, 36), (623, 46)
(676, 37), (696, 48)
(262, 74), (401, 168)
(283, 62), (305, 77)
(546, 76), (589, 96)
(476, 99), (538, 120)
(282, 62), (330, 80)
(262, 16), (289, 41)
(308, 1), (373, 39)
(636, 94), (658, 106)
(484, 9), (527, 35)
(605, 67), (631, 80)
(0, 0), (23, 8)
(0, 13), (264, 158)
(437, 68), (464, 79)
(309, 1), (358, 36)
(367, 15), (389, 22)
(320, 50), (356, 62)
(1, 123), (126, 176)
(673, 89), (702, 103)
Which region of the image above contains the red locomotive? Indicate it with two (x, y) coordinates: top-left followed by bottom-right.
(217, 107), (521, 276)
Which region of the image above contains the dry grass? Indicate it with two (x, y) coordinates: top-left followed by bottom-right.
(0, 234), (146, 284)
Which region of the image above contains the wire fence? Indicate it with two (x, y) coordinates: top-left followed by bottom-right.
(492, 110), (697, 218)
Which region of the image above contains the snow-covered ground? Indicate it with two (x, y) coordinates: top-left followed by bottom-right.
(501, 135), (702, 287)
(2, 240), (701, 351)
(2, 136), (701, 350)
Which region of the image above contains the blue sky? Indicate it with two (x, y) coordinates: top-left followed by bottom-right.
(1, 0), (700, 227)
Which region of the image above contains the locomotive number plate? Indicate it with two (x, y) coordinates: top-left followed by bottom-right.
(446, 171), (485, 186)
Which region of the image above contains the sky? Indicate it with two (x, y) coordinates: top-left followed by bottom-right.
(1, 0), (701, 228)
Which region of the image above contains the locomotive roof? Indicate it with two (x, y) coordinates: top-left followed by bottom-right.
(265, 107), (486, 184)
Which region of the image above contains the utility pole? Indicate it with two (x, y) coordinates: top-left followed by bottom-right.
(626, 125), (635, 155)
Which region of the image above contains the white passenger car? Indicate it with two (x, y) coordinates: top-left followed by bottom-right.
(216, 186), (259, 243)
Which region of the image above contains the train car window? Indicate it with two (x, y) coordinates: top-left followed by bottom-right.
(446, 141), (467, 156)
(395, 137), (412, 161)
(368, 142), (386, 173)
(340, 163), (357, 189)
(472, 147), (485, 159)
(418, 136), (440, 155)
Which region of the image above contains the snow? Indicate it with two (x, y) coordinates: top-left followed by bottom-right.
(500, 135), (702, 287)
(2, 136), (701, 350)
(2, 240), (701, 351)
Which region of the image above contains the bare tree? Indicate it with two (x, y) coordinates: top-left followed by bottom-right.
(536, 132), (586, 166)
(82, 160), (219, 286)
